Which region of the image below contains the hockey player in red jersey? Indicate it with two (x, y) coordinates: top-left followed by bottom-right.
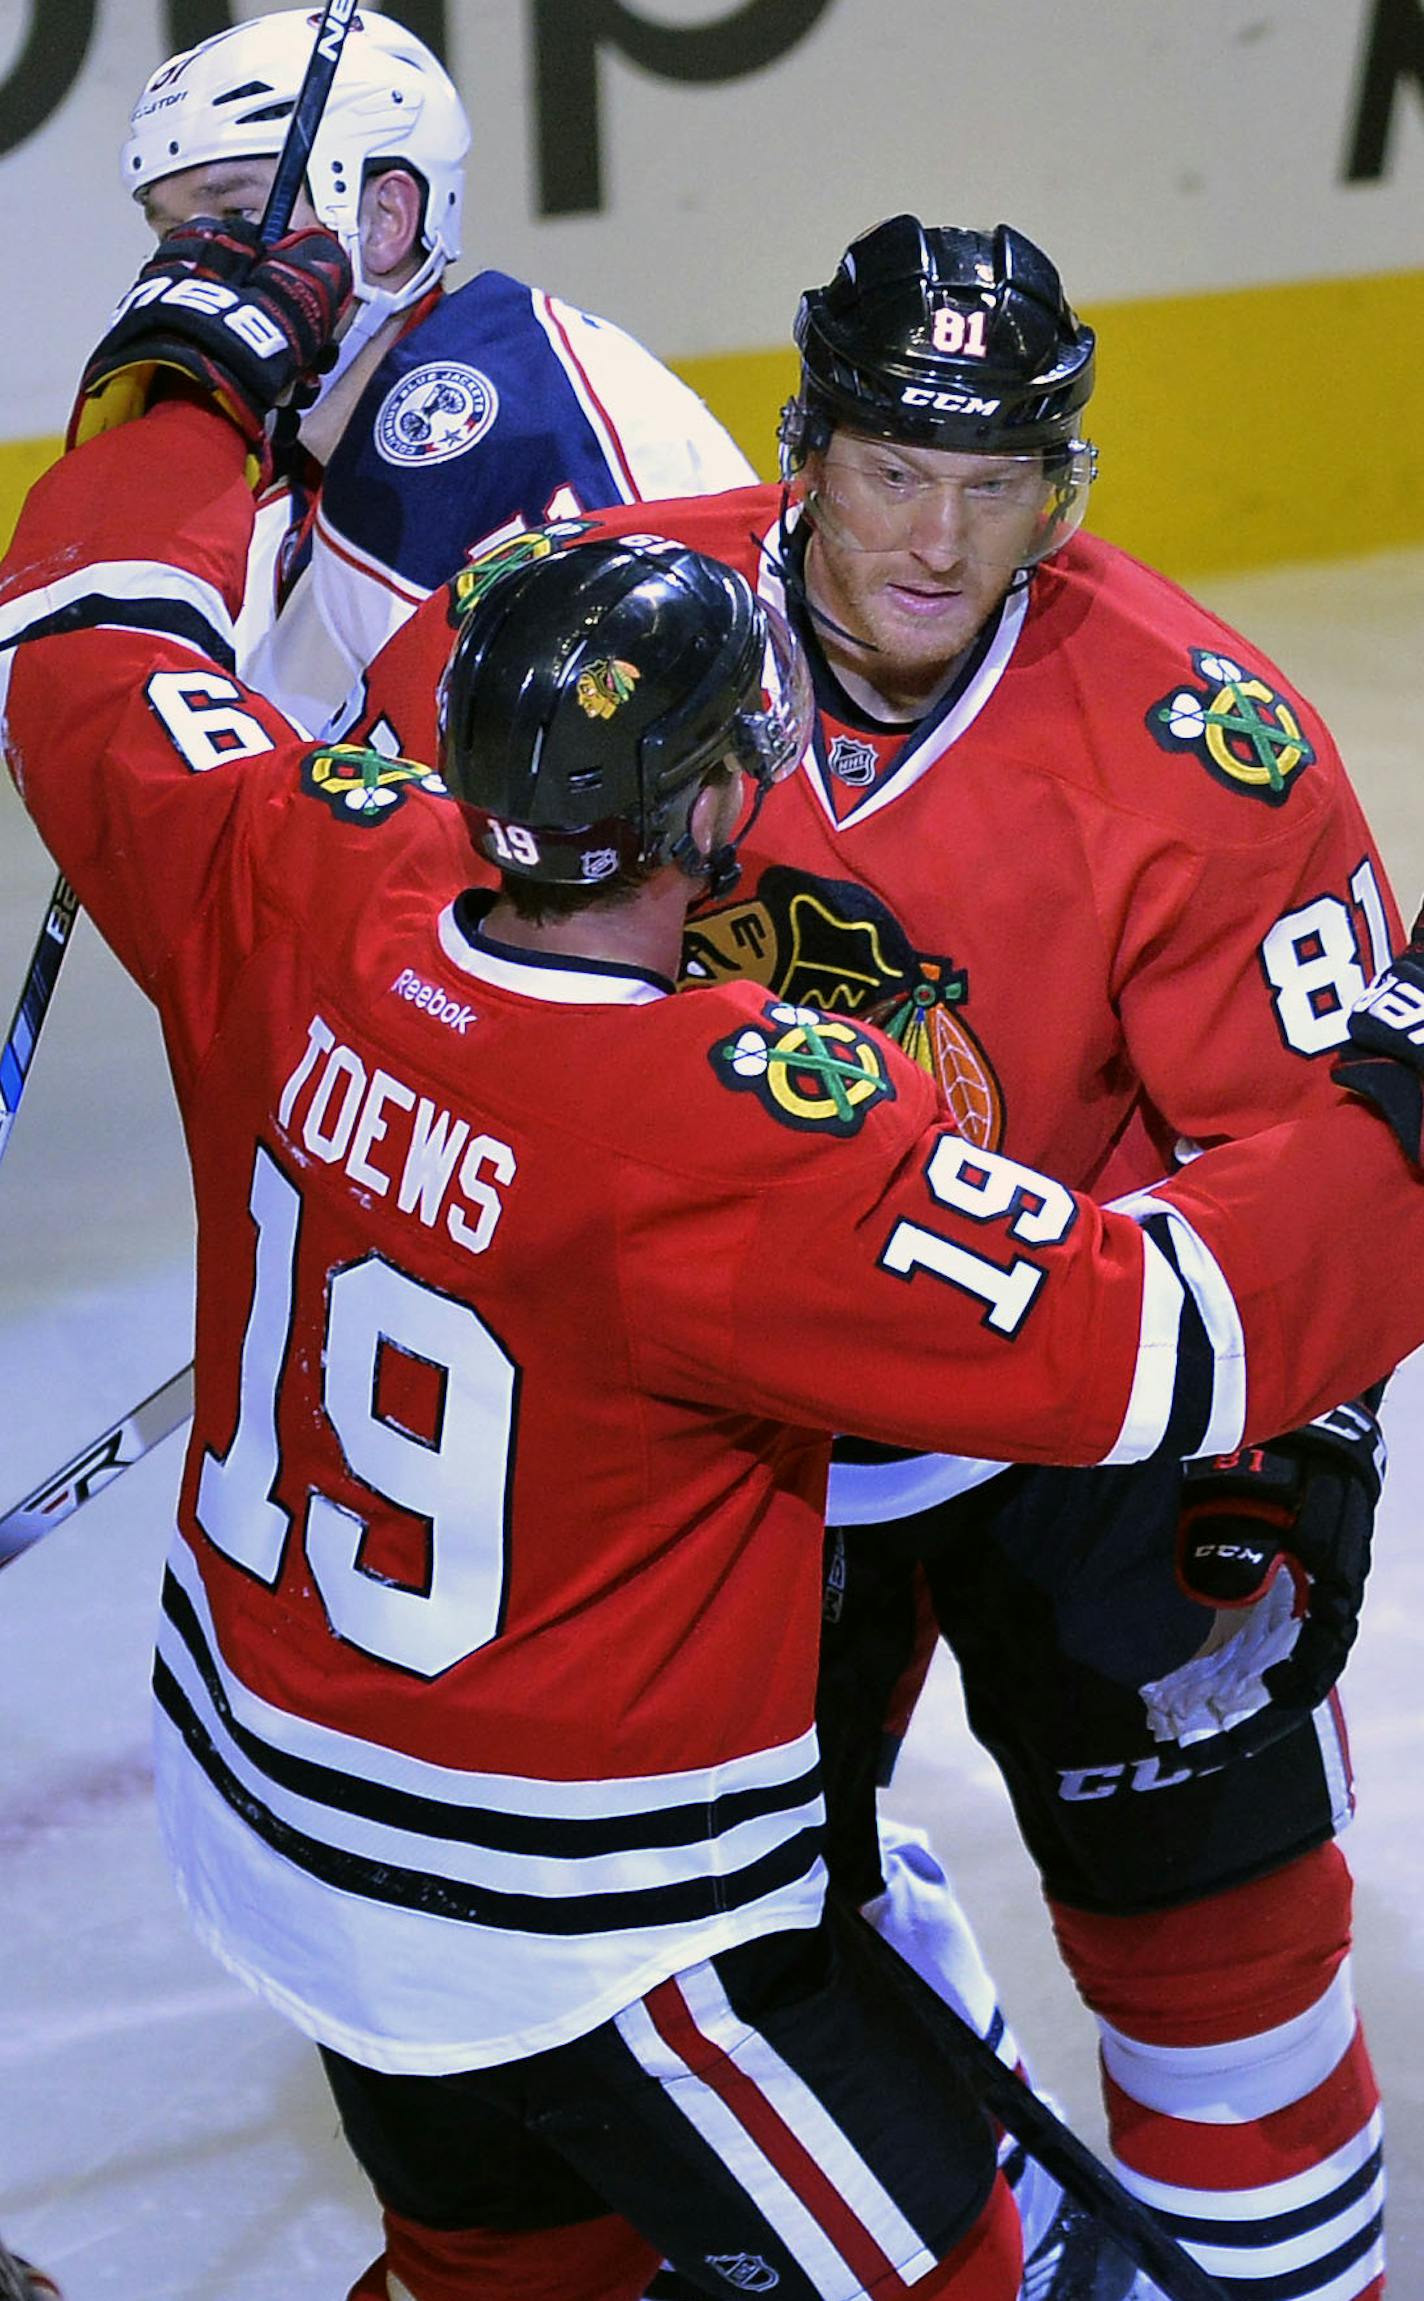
(10, 223), (1424, 2301)
(352, 218), (1402, 2299)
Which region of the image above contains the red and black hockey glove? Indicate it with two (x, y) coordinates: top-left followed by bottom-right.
(1175, 1396), (1384, 1752)
(1333, 902), (1424, 1164)
(67, 217), (351, 480)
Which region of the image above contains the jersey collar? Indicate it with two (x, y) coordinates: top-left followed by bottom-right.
(438, 891), (673, 1005)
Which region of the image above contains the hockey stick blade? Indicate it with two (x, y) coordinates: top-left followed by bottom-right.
(0, 1365), (193, 1567)
(842, 1900), (1230, 2301)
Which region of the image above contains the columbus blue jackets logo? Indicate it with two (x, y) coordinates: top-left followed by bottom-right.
(375, 361), (500, 466)
(710, 1001), (895, 1135)
(302, 744), (447, 822)
(1148, 649), (1314, 804)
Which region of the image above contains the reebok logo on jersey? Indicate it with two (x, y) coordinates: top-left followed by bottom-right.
(391, 970), (477, 1032)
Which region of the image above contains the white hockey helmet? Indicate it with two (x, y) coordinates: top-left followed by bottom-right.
(122, 9), (469, 334)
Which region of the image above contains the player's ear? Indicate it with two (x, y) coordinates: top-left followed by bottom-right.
(359, 167), (425, 281)
(689, 769), (744, 859)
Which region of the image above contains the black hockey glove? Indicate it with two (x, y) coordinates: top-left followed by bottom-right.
(1168, 1397), (1385, 1758)
(1333, 904), (1424, 1164)
(67, 217), (351, 478)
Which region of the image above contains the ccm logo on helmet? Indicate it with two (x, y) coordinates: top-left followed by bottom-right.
(900, 386), (1002, 416)
(112, 273), (290, 359)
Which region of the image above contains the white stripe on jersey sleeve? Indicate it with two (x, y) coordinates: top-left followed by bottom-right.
(1101, 1192), (1249, 1465)
(532, 292), (757, 502)
(0, 556), (237, 722)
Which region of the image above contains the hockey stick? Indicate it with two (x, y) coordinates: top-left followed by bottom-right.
(0, 0), (358, 1173)
(0, 2234), (60, 2300)
(0, 1364), (193, 1568)
(0, 875), (80, 1167)
(849, 1902), (1229, 2300)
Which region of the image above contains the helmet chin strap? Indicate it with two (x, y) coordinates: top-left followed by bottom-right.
(698, 769), (776, 901)
(306, 236), (448, 405)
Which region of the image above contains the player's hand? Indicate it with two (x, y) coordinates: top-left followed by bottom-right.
(67, 218), (351, 477)
(1333, 901), (1424, 1163)
(1153, 1399), (1385, 1760)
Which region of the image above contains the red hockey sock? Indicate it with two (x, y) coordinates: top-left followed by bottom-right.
(1051, 1846), (1384, 2297)
(896, 2172), (1022, 2300)
(346, 2205), (662, 2301)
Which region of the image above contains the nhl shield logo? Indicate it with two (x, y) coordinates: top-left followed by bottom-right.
(827, 732), (878, 786)
(706, 2255), (780, 2291)
(375, 361), (500, 466)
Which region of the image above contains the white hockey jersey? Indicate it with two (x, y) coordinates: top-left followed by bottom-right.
(244, 269), (755, 733)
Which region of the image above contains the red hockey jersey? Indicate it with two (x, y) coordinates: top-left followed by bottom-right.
(4, 408), (1421, 2074)
(355, 486), (1402, 1517)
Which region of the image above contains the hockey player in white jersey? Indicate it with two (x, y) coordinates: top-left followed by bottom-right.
(121, 8), (755, 732)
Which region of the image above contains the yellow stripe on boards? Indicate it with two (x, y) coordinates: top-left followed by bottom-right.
(4, 269), (1420, 579)
(673, 268), (1424, 581)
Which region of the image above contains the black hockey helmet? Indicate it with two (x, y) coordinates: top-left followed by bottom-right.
(437, 537), (812, 887)
(781, 214), (1096, 464)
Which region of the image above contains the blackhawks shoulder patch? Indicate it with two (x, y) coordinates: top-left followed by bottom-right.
(447, 521), (594, 624)
(301, 744), (447, 823)
(1148, 648), (1314, 804)
(709, 1001), (896, 1134)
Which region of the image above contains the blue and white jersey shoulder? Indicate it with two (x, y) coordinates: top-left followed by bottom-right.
(253, 271), (754, 736)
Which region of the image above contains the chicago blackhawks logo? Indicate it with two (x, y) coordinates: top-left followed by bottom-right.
(576, 658), (641, 719)
(711, 1002), (895, 1134)
(447, 522), (593, 623)
(302, 743), (446, 822)
(683, 868), (1006, 1147)
(1149, 649), (1314, 804)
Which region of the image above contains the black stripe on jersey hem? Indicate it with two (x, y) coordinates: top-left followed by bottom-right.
(1140, 2142), (1382, 2254)
(3, 592), (236, 669)
(160, 1569), (821, 1858)
(154, 1654), (823, 1934)
(1135, 1211), (1215, 1459)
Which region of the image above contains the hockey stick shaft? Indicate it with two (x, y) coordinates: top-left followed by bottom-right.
(0, 874), (79, 1169)
(0, 1), (356, 1175)
(261, 0), (360, 244)
(0, 1364), (194, 1567)
(846, 1900), (1229, 2301)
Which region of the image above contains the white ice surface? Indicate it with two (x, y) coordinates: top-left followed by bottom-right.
(3, 549), (1424, 2296)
